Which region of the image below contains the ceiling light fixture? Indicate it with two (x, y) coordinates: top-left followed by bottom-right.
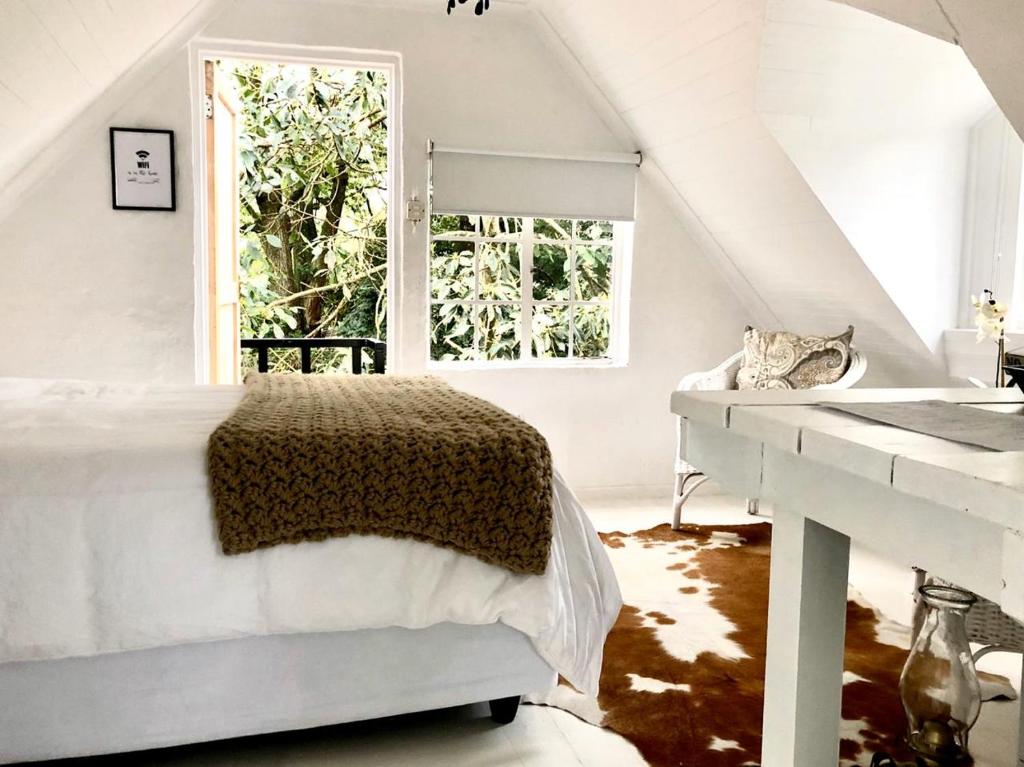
(446, 0), (490, 16)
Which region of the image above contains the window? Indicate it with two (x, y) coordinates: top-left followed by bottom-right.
(429, 215), (630, 365)
(959, 108), (1024, 328)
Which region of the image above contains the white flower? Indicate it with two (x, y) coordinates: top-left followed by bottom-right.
(972, 291), (1007, 342)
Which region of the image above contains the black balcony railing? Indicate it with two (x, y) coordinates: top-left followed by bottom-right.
(241, 337), (387, 375)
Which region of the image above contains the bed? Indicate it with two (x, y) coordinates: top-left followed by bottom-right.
(0, 378), (621, 764)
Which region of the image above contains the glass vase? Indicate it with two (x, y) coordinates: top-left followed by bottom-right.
(899, 585), (981, 765)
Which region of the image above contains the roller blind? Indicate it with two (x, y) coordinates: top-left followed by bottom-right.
(430, 146), (639, 222)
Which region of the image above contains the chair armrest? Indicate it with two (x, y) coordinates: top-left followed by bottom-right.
(677, 351), (745, 392)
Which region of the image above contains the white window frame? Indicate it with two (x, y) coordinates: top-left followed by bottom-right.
(427, 215), (632, 369)
(188, 39), (402, 383)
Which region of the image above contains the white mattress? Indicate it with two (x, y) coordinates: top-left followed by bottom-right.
(0, 377), (621, 694)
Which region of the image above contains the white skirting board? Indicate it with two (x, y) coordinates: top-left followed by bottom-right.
(0, 623), (556, 764)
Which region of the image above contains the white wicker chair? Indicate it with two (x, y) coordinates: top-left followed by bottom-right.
(672, 348), (867, 529)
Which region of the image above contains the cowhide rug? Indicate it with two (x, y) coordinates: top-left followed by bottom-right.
(528, 522), (1012, 767)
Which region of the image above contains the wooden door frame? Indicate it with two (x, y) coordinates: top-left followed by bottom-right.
(188, 40), (402, 384)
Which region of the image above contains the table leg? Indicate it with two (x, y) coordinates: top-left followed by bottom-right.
(761, 507), (851, 767)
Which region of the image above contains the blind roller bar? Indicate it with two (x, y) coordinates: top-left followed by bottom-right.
(429, 141), (642, 168)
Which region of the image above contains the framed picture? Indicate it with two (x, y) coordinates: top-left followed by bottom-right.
(109, 127), (176, 211)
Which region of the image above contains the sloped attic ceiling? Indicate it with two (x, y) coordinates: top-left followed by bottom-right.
(834, 0), (1024, 140)
(758, 0), (994, 356)
(534, 0), (947, 385)
(0, 0), (209, 186)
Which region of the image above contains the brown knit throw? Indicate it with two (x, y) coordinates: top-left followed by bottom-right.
(207, 374), (553, 574)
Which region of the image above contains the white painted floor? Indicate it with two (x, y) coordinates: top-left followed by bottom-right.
(52, 491), (1020, 766)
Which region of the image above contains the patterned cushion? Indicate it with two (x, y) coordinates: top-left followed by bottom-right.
(736, 326), (854, 390)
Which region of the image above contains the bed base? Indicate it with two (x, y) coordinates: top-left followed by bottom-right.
(0, 622), (554, 764)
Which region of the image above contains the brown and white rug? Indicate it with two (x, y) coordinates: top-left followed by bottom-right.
(529, 522), (1010, 767)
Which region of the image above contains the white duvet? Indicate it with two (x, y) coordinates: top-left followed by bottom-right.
(0, 378), (621, 694)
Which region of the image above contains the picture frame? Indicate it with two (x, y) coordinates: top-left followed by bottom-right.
(109, 127), (176, 211)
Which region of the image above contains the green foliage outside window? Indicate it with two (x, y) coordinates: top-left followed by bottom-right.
(228, 59), (389, 373)
(430, 216), (615, 362)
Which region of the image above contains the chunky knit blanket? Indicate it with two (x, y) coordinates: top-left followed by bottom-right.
(208, 374), (553, 574)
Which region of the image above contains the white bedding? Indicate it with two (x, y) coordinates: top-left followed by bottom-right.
(0, 378), (621, 694)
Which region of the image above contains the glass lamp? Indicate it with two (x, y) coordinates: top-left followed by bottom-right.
(898, 585), (981, 765)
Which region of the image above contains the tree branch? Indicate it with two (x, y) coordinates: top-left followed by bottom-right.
(262, 262), (387, 309)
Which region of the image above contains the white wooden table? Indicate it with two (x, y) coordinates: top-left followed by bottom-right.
(671, 387), (1024, 767)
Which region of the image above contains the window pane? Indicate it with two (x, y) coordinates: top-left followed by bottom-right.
(532, 304), (570, 359)
(533, 243), (571, 301)
(427, 214), (624, 366)
(535, 218), (573, 241)
(478, 304), (521, 361)
(574, 244), (613, 302)
(479, 216), (523, 239)
(430, 240), (475, 300)
(478, 242), (521, 300)
(576, 220), (614, 242)
(431, 214), (476, 237)
(573, 305), (611, 359)
(431, 303), (475, 361)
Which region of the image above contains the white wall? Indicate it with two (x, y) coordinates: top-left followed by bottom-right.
(1, 53), (199, 384)
(442, 173), (749, 491)
(537, 0), (950, 386)
(760, 1), (993, 357)
(0, 0), (748, 493)
(835, 0), (1024, 144)
(0, 0), (210, 189)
